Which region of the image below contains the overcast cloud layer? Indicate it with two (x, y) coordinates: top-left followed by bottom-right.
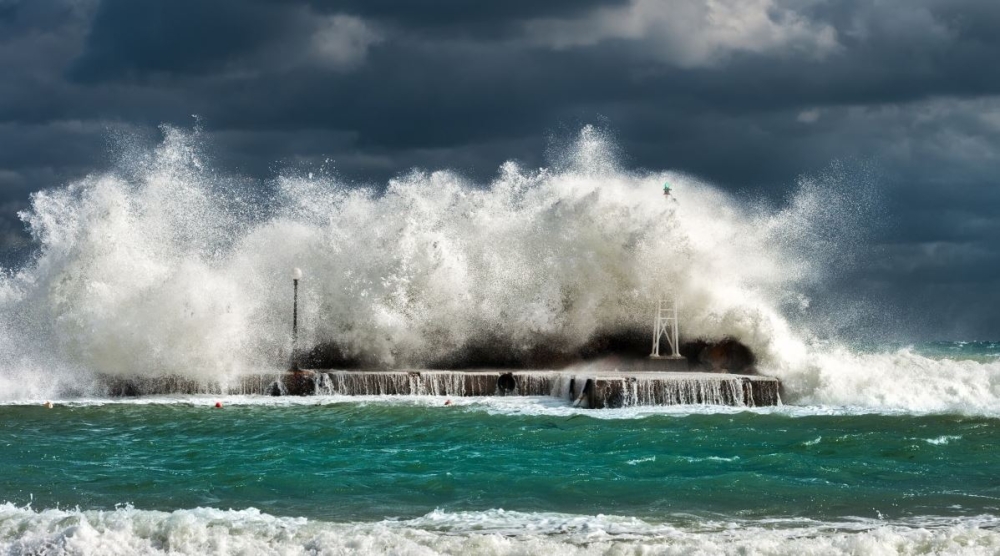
(0, 0), (998, 339)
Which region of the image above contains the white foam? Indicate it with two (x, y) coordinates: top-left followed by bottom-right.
(772, 346), (1000, 416)
(0, 393), (985, 423)
(0, 127), (847, 374)
(2, 125), (999, 417)
(924, 435), (963, 445)
(1, 504), (998, 556)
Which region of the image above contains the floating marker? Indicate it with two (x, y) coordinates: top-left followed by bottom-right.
(215, 401), (222, 409)
(44, 401), (53, 409)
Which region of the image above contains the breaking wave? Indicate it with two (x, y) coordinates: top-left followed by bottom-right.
(0, 124), (998, 414)
(2, 504), (998, 556)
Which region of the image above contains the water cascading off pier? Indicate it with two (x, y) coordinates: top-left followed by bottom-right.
(99, 369), (781, 409)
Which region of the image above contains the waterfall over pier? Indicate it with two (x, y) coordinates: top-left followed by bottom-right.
(100, 370), (781, 408)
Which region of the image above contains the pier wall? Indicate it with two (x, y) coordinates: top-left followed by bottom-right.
(579, 374), (780, 408)
(98, 369), (781, 408)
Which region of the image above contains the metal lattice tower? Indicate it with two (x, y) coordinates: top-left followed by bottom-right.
(650, 296), (682, 359)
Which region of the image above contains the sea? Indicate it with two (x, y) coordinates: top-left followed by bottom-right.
(1, 127), (998, 554)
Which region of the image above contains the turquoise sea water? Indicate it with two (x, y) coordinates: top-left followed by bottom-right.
(0, 344), (998, 555)
(2, 394), (1000, 554)
(3, 402), (999, 523)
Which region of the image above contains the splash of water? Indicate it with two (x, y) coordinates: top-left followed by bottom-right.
(1, 124), (997, 413)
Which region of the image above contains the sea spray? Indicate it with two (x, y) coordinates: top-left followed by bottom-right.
(1, 124), (998, 414)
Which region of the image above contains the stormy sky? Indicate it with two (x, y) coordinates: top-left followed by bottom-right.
(1, 0), (998, 339)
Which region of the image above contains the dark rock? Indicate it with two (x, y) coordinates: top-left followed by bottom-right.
(297, 342), (378, 369)
(297, 329), (757, 374)
(297, 328), (655, 370)
(680, 337), (757, 374)
(679, 340), (709, 363)
(575, 327), (651, 360)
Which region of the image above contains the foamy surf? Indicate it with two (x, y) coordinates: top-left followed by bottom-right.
(1, 504), (998, 556)
(3, 393), (995, 420)
(776, 346), (1000, 415)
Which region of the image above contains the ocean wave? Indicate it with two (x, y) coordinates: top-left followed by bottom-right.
(0, 126), (857, 378)
(1, 504), (998, 556)
(2, 124), (999, 417)
(773, 346), (1000, 415)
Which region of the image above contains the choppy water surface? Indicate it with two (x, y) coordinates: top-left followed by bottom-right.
(2, 127), (999, 553)
(2, 399), (999, 554)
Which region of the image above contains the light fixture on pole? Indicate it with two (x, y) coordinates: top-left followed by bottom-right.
(291, 267), (302, 371)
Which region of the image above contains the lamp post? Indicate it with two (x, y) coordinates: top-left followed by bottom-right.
(291, 267), (302, 371)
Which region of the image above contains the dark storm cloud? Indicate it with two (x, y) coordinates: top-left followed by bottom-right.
(301, 0), (631, 33)
(68, 0), (299, 81)
(68, 0), (631, 84)
(1, 0), (1000, 336)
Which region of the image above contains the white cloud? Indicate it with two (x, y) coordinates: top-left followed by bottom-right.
(523, 0), (840, 67)
(798, 108), (821, 123)
(310, 15), (383, 69)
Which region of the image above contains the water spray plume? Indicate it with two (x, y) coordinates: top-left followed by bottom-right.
(0, 124), (997, 413)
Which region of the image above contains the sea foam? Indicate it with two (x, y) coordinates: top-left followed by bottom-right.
(1, 504), (998, 556)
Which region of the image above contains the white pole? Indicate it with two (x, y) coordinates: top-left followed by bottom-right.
(291, 267), (303, 371)
(651, 299), (659, 356)
(672, 297), (680, 357)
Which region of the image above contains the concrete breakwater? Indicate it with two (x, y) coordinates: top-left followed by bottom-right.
(574, 372), (780, 408)
(100, 370), (781, 408)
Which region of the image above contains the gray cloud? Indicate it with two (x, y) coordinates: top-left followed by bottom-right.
(0, 0), (999, 337)
(522, 0), (841, 68)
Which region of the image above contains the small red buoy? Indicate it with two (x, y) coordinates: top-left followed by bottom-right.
(215, 401), (222, 409)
